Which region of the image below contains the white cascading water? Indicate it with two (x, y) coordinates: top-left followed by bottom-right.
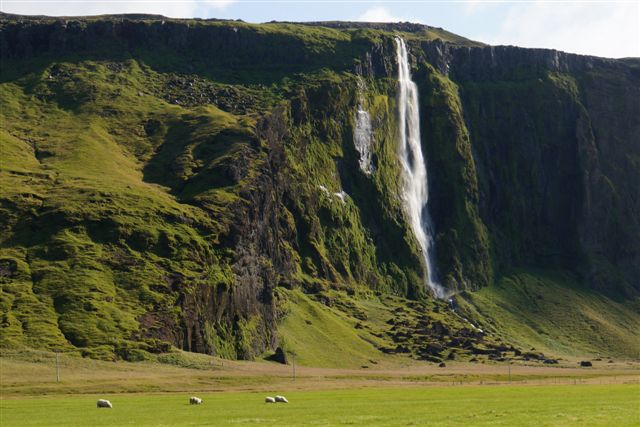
(353, 78), (374, 175)
(395, 37), (447, 299)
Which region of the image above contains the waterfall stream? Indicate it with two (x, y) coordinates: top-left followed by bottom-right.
(395, 37), (447, 299)
(354, 78), (374, 175)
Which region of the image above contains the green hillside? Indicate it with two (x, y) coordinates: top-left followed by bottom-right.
(460, 271), (640, 358)
(1, 14), (638, 363)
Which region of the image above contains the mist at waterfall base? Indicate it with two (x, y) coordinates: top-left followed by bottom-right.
(395, 37), (449, 299)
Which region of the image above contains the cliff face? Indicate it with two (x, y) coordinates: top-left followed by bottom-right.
(1, 14), (637, 360)
(421, 43), (640, 295)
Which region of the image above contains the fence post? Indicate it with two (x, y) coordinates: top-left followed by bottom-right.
(55, 351), (60, 382)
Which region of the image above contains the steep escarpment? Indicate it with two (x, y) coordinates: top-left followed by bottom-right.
(421, 43), (640, 296)
(1, 14), (637, 361)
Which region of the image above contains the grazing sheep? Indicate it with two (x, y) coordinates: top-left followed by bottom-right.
(190, 396), (203, 405)
(97, 399), (112, 408)
(265, 396), (276, 403)
(275, 395), (288, 403)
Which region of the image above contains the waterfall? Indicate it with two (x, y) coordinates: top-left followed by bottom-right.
(395, 37), (447, 299)
(354, 78), (374, 175)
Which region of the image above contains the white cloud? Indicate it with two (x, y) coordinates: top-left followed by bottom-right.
(473, 1), (639, 58)
(464, 0), (495, 16)
(357, 6), (403, 23)
(205, 0), (236, 10)
(1, 0), (237, 19)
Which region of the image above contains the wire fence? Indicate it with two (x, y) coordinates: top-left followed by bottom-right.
(2, 347), (638, 390)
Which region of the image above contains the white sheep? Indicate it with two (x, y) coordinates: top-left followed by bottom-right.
(97, 399), (112, 408)
(265, 396), (276, 403)
(190, 396), (203, 405)
(275, 395), (289, 403)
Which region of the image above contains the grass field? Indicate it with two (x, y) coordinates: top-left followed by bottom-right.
(2, 348), (640, 426)
(2, 384), (638, 426)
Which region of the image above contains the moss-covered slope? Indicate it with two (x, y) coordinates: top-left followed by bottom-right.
(1, 14), (637, 361)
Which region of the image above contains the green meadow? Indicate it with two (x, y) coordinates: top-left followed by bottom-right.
(2, 384), (638, 426)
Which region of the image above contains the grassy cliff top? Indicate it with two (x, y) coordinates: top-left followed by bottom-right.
(0, 12), (481, 46)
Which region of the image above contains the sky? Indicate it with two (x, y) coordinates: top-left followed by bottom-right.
(1, 1), (638, 58)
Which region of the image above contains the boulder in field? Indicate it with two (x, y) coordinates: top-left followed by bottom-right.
(267, 347), (289, 364)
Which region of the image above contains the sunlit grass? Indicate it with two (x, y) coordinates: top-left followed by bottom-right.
(1, 384), (637, 427)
